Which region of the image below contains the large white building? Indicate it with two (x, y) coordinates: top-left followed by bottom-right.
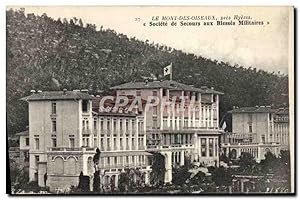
(221, 106), (289, 162)
(21, 89), (151, 192)
(20, 80), (224, 191)
(111, 80), (224, 182)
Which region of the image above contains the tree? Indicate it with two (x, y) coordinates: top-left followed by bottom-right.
(93, 148), (101, 166)
(220, 153), (230, 163)
(273, 150), (290, 181)
(172, 156), (192, 186)
(238, 152), (256, 172)
(93, 170), (100, 193)
(260, 151), (277, 173)
(190, 171), (206, 185)
(118, 168), (131, 192)
(150, 153), (165, 186)
(9, 159), (30, 193)
(211, 166), (233, 187)
(77, 171), (90, 192)
(118, 168), (143, 193)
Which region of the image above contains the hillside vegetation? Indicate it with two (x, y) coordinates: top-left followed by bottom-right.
(6, 9), (288, 135)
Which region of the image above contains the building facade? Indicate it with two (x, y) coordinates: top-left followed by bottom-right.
(221, 106), (289, 162)
(111, 80), (223, 183)
(21, 80), (224, 191)
(21, 90), (151, 192)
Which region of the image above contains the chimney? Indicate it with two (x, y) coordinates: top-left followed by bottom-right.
(63, 88), (67, 95)
(30, 90), (36, 93)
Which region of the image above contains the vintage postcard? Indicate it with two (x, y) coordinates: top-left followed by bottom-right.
(6, 6), (294, 195)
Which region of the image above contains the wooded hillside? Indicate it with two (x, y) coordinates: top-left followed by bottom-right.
(6, 9), (288, 135)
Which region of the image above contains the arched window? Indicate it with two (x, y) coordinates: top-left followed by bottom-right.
(54, 157), (64, 175)
(65, 157), (76, 175)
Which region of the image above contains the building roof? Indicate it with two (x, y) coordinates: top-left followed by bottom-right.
(111, 80), (223, 95)
(15, 130), (29, 136)
(232, 106), (289, 114)
(20, 90), (96, 101)
(274, 108), (289, 115)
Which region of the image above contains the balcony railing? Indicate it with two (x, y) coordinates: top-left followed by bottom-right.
(48, 147), (96, 152)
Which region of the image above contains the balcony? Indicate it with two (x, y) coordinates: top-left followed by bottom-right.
(48, 147), (96, 152)
(147, 144), (194, 151)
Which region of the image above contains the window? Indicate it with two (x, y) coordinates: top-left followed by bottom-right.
(113, 138), (116, 150)
(114, 157), (117, 165)
(125, 120), (129, 131)
(52, 137), (57, 147)
(35, 155), (39, 166)
(107, 138), (110, 150)
(132, 138), (135, 148)
(100, 119), (104, 130)
(126, 138), (129, 149)
(261, 135), (266, 144)
(86, 120), (89, 130)
(107, 119), (111, 131)
(184, 118), (188, 127)
(100, 138), (104, 150)
(94, 138), (97, 147)
(82, 134), (90, 147)
(152, 90), (158, 96)
(52, 120), (57, 132)
(136, 90), (141, 96)
(152, 116), (158, 128)
(113, 119), (117, 130)
(52, 102), (56, 114)
(69, 138), (75, 148)
(25, 137), (29, 146)
(82, 100), (89, 112)
(195, 93), (199, 101)
(209, 138), (214, 157)
(34, 138), (40, 150)
(153, 106), (157, 115)
(163, 89), (167, 96)
(120, 120), (123, 131)
(213, 94), (216, 102)
(249, 124), (253, 133)
(82, 120), (85, 129)
(120, 138), (123, 150)
(201, 138), (206, 157)
(94, 119), (97, 130)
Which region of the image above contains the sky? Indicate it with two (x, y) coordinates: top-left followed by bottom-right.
(7, 6), (293, 74)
